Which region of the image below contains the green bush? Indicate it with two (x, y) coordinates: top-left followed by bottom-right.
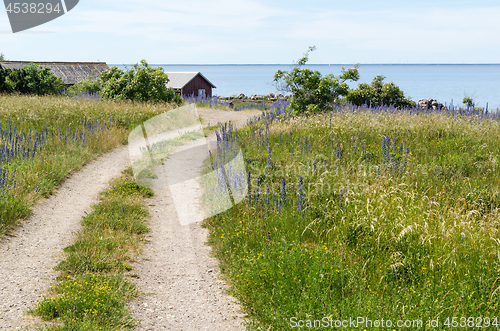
(346, 75), (415, 109)
(67, 77), (102, 96)
(68, 60), (183, 104)
(274, 46), (359, 115)
(2, 63), (64, 95)
(0, 68), (11, 93)
(100, 60), (181, 104)
(0, 51), (8, 92)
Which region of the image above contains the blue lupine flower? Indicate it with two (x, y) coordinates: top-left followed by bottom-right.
(280, 177), (287, 207)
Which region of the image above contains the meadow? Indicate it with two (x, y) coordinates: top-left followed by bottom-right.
(2, 91), (500, 330)
(203, 105), (500, 329)
(0, 94), (172, 236)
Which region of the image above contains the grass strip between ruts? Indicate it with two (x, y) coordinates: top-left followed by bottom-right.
(29, 167), (153, 330)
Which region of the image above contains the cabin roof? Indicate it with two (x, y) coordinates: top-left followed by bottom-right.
(165, 72), (216, 89)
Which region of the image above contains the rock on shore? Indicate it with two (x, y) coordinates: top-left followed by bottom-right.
(418, 98), (446, 110)
(226, 93), (290, 101)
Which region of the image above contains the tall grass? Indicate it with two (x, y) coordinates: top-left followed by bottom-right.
(182, 94), (231, 108)
(203, 106), (500, 329)
(0, 94), (173, 236)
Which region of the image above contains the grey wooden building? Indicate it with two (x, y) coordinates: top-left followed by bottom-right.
(165, 72), (216, 97)
(0, 61), (109, 86)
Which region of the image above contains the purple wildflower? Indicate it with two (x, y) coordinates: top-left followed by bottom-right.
(280, 177), (287, 207)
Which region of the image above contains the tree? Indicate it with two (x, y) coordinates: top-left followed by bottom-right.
(462, 94), (474, 109)
(274, 46), (360, 115)
(345, 75), (415, 109)
(100, 60), (179, 103)
(0, 53), (6, 61)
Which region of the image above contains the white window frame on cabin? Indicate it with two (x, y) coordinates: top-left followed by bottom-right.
(198, 89), (206, 97)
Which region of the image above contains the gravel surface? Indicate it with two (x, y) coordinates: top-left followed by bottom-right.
(0, 107), (261, 331)
(127, 185), (247, 330)
(0, 147), (131, 330)
(128, 108), (260, 330)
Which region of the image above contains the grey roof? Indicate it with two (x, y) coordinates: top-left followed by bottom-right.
(0, 61), (109, 85)
(165, 72), (216, 89)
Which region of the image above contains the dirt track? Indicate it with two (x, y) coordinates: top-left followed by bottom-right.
(0, 107), (260, 330)
(0, 147), (131, 330)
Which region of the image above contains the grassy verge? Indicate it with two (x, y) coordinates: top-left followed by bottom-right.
(203, 107), (500, 329)
(0, 94), (173, 236)
(29, 168), (153, 330)
(185, 95), (288, 112)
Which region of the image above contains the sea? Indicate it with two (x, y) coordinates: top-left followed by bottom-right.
(110, 64), (500, 110)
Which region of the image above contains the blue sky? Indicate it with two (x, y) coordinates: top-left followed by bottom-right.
(1, 0), (499, 64)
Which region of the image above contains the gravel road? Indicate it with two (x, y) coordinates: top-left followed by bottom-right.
(0, 147), (131, 330)
(0, 107), (260, 331)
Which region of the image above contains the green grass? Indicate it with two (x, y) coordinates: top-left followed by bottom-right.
(0, 94), (172, 236)
(203, 109), (500, 329)
(33, 274), (138, 330)
(30, 169), (153, 330)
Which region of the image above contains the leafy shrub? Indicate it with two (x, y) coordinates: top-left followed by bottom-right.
(67, 76), (102, 95)
(2, 63), (64, 95)
(100, 60), (181, 104)
(0, 68), (11, 93)
(274, 46), (359, 115)
(346, 75), (415, 109)
(68, 60), (183, 104)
